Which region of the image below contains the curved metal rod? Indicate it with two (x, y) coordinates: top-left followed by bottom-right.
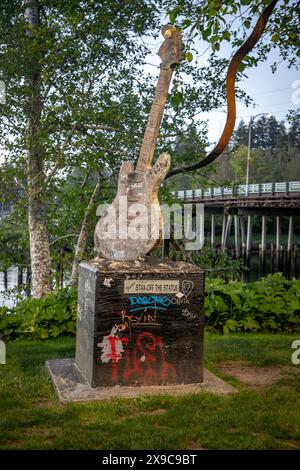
(166, 0), (278, 179)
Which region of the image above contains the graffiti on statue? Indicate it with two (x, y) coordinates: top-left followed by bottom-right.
(114, 309), (162, 334)
(124, 279), (180, 294)
(96, 277), (198, 383)
(98, 330), (175, 383)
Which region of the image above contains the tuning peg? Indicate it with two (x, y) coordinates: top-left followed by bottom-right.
(161, 24), (177, 38)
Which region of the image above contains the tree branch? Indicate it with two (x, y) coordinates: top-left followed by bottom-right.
(43, 122), (78, 188)
(75, 123), (121, 132)
(166, 0), (278, 179)
(80, 173), (89, 189)
(13, 176), (27, 193)
(70, 173), (102, 283)
(50, 233), (79, 246)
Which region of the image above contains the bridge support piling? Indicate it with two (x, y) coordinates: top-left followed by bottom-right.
(294, 245), (297, 279)
(286, 216), (294, 278)
(17, 267), (23, 287)
(287, 216), (294, 254)
(222, 214), (232, 252)
(291, 244), (298, 279)
(291, 245), (295, 279)
(246, 215), (253, 263)
(162, 237), (170, 259)
(261, 215), (267, 253)
(276, 216), (281, 252)
(280, 244), (284, 274)
(210, 213), (216, 249)
(221, 215), (227, 251)
(270, 242), (275, 274)
(25, 267), (31, 297)
(275, 216), (281, 271)
(3, 270), (8, 290)
(260, 216), (267, 277)
(240, 216), (245, 247)
(234, 215), (241, 258)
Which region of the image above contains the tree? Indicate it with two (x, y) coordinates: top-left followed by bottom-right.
(228, 145), (265, 183)
(227, 113), (300, 183)
(70, 173), (102, 284)
(1, 1), (299, 296)
(288, 109), (300, 147)
(1, 1), (249, 291)
(233, 116), (287, 150)
(0, 164), (29, 273)
(0, 0), (163, 297)
(163, 125), (210, 190)
(24, 0), (52, 298)
(163, 0), (299, 178)
(232, 120), (249, 147)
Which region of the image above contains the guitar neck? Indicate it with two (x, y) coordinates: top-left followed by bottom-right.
(136, 66), (173, 173)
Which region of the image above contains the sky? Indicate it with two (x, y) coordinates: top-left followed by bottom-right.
(204, 49), (300, 147)
(144, 21), (300, 150)
(0, 5), (299, 162)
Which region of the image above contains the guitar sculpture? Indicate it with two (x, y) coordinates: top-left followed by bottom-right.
(94, 25), (182, 260)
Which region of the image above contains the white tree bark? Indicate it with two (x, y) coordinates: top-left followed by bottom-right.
(25, 0), (52, 298)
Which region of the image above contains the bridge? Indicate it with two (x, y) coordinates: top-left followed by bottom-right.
(170, 181), (300, 279)
(172, 181), (300, 212)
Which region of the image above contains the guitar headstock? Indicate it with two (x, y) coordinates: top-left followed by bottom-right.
(158, 25), (183, 69)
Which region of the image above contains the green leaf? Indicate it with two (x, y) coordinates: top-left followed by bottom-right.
(171, 91), (184, 109)
(182, 19), (192, 29)
(202, 27), (212, 40)
(223, 319), (239, 334)
(271, 34), (280, 43)
(210, 34), (220, 43)
(207, 5), (217, 17)
(185, 51), (193, 62)
(212, 42), (220, 52)
(289, 32), (298, 40)
(169, 10), (177, 24)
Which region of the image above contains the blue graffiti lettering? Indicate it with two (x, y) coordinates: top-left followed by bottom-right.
(128, 296), (171, 308)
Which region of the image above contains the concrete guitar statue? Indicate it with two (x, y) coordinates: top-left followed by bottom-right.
(95, 25), (182, 260)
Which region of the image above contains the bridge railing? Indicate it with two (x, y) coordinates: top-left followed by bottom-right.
(172, 181), (300, 200)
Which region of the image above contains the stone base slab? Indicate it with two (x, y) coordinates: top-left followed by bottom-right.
(46, 358), (236, 405)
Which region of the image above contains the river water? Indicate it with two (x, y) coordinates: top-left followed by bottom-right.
(1, 255), (299, 309)
(0, 267), (27, 308)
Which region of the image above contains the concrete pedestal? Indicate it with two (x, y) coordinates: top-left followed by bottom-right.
(46, 359), (236, 404)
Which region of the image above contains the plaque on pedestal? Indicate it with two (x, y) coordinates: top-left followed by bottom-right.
(75, 257), (204, 387)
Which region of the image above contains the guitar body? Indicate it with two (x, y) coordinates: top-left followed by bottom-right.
(94, 25), (182, 261)
(94, 153), (170, 260)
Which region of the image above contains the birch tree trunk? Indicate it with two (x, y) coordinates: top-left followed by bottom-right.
(70, 175), (102, 285)
(25, 0), (52, 298)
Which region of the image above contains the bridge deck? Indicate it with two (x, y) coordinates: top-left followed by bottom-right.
(173, 181), (300, 212)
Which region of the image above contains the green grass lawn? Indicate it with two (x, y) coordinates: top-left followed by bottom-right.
(0, 334), (300, 450)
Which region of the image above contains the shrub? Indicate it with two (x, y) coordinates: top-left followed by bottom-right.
(205, 273), (300, 334)
(1, 273), (299, 341)
(0, 287), (77, 341)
